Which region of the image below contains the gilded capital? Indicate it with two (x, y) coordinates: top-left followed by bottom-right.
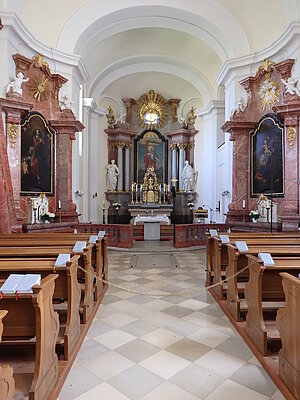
(177, 143), (187, 150)
(287, 127), (297, 149)
(170, 144), (177, 151)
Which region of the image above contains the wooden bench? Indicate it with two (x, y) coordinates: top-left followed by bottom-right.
(244, 255), (300, 355)
(225, 244), (300, 321)
(206, 232), (300, 286)
(0, 274), (59, 400)
(276, 272), (300, 400)
(0, 310), (14, 400)
(0, 256), (81, 360)
(0, 244), (95, 325)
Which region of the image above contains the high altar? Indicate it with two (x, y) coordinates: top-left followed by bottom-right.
(104, 89), (198, 225)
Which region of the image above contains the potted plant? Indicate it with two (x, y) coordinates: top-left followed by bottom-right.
(249, 210), (260, 223)
(40, 211), (55, 223)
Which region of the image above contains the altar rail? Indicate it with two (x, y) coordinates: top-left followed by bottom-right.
(77, 224), (133, 248)
(174, 223), (229, 248)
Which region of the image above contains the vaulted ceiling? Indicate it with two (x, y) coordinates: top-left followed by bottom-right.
(6, 0), (300, 111)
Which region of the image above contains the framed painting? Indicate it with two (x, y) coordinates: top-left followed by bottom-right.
(20, 112), (55, 196)
(250, 113), (284, 197)
(134, 129), (168, 184)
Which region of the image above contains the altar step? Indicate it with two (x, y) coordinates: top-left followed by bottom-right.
(133, 225), (173, 241)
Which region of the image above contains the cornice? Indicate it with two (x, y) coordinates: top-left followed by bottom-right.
(195, 100), (225, 116)
(83, 98), (106, 116)
(217, 22), (300, 86)
(1, 12), (90, 83)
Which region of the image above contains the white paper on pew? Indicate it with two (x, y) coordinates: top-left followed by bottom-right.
(209, 229), (218, 237)
(97, 231), (105, 237)
(55, 253), (71, 267)
(72, 241), (86, 253)
(258, 253), (275, 267)
(89, 235), (98, 244)
(235, 241), (249, 254)
(220, 235), (230, 244)
(74, 229), (78, 234)
(16, 274), (41, 293)
(0, 274), (25, 293)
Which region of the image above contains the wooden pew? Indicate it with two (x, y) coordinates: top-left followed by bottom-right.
(0, 310), (14, 400)
(0, 256), (81, 360)
(0, 274), (59, 400)
(276, 272), (300, 400)
(225, 244), (300, 321)
(0, 244), (95, 325)
(244, 255), (300, 356)
(206, 232), (300, 286)
(0, 234), (107, 301)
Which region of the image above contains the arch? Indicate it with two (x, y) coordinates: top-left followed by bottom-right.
(57, 1), (250, 59)
(87, 55), (215, 104)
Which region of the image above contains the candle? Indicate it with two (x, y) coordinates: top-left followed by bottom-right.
(58, 200), (61, 209)
(266, 199), (270, 208)
(242, 200), (245, 209)
(102, 200), (105, 209)
(167, 184), (170, 192)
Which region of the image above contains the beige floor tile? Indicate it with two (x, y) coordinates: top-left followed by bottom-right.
(101, 312), (138, 328)
(140, 381), (201, 400)
(188, 327), (230, 347)
(74, 382), (130, 400)
(141, 327), (183, 348)
(94, 329), (136, 349)
(183, 311), (219, 326)
(205, 379), (269, 400)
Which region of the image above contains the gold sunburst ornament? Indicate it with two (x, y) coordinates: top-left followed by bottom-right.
(138, 90), (168, 128)
(28, 74), (50, 102)
(259, 77), (279, 110)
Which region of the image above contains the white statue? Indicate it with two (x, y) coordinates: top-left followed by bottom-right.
(230, 97), (245, 117)
(6, 72), (29, 96)
(105, 160), (119, 191)
(116, 110), (126, 125)
(60, 95), (73, 111)
(281, 77), (300, 96)
(181, 160), (198, 192)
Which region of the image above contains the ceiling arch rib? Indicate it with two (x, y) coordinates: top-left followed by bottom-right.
(57, 1), (250, 59)
(88, 55), (215, 105)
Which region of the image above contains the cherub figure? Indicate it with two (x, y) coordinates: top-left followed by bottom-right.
(281, 77), (300, 96)
(6, 72), (29, 96)
(230, 97), (246, 117)
(60, 95), (73, 111)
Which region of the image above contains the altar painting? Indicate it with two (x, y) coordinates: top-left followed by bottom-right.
(136, 130), (166, 184)
(20, 112), (55, 196)
(250, 114), (284, 197)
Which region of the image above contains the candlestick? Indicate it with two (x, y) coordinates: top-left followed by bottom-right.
(140, 184), (143, 204)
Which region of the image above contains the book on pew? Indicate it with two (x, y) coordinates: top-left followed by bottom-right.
(89, 235), (98, 244)
(0, 274), (41, 293)
(55, 253), (71, 267)
(258, 253), (275, 267)
(234, 241), (249, 254)
(72, 241), (86, 253)
(97, 230), (105, 237)
(219, 234), (230, 244)
(209, 229), (218, 237)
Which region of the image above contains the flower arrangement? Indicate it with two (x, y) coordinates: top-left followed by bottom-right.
(112, 202), (121, 209)
(249, 210), (260, 220)
(40, 211), (55, 222)
(187, 202), (194, 208)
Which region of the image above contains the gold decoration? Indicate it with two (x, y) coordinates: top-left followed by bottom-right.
(28, 74), (50, 101)
(257, 59), (275, 73)
(259, 77), (279, 110)
(141, 166), (160, 204)
(137, 90), (168, 129)
(287, 127), (297, 149)
(106, 105), (115, 128)
(7, 123), (19, 148)
(32, 54), (50, 70)
(177, 143), (188, 149)
(186, 107), (197, 127)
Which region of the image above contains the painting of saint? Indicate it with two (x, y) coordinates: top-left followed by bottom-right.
(20, 112), (54, 195)
(135, 130), (166, 183)
(251, 114), (284, 197)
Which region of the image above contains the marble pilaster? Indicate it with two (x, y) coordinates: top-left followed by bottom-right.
(178, 143), (187, 191)
(117, 143), (124, 191)
(124, 145), (131, 191)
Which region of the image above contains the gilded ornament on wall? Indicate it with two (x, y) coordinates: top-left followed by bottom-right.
(28, 74), (50, 101)
(7, 123), (19, 148)
(286, 127), (297, 149)
(32, 54), (50, 71)
(137, 90), (168, 128)
(259, 77), (279, 111)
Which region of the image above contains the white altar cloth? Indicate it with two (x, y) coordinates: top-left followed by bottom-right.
(133, 214), (171, 225)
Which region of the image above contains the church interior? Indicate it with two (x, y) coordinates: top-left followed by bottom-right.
(1, 0), (300, 399)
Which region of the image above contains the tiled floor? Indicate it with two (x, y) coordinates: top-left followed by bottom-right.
(59, 244), (285, 400)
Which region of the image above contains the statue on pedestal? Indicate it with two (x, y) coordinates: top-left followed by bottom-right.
(182, 160), (198, 192)
(106, 160), (119, 191)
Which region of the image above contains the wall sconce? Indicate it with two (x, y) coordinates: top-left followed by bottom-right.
(75, 190), (83, 197)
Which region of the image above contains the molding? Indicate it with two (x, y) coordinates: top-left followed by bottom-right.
(195, 100), (225, 117)
(83, 98), (106, 116)
(217, 22), (300, 86)
(1, 12), (90, 83)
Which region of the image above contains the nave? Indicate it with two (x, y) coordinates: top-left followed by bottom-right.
(59, 245), (282, 400)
